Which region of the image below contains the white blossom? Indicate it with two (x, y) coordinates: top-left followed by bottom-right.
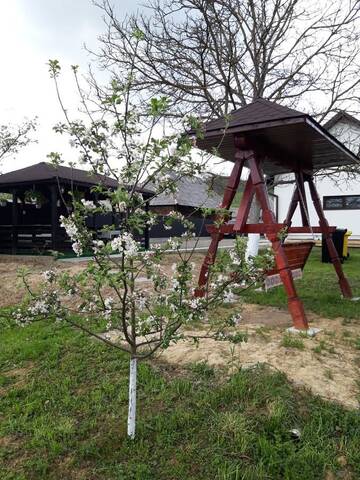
(104, 297), (114, 320)
(93, 239), (105, 253)
(110, 232), (139, 258)
(117, 201), (127, 212)
(42, 270), (57, 283)
(81, 199), (96, 210)
(60, 215), (84, 256)
(72, 241), (83, 256)
(224, 290), (236, 304)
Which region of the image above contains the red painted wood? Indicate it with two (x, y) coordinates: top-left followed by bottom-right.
(284, 186), (300, 227)
(195, 232), (224, 297)
(196, 151), (247, 297)
(267, 242), (314, 276)
(248, 155), (309, 330)
(196, 139), (352, 330)
(234, 174), (255, 231)
(220, 154), (245, 209)
(206, 224), (336, 235)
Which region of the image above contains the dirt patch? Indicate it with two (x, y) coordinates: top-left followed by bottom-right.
(0, 252), (206, 308)
(2, 255), (359, 409)
(0, 257), (87, 308)
(160, 305), (360, 409)
(0, 363), (34, 397)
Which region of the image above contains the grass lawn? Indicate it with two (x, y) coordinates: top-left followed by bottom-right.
(243, 247), (360, 319)
(1, 312), (360, 480)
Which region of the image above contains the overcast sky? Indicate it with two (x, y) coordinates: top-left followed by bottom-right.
(0, 0), (145, 173)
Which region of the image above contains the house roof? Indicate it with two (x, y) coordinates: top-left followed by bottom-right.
(190, 99), (358, 175)
(150, 174), (222, 209)
(0, 162), (151, 195)
(323, 111), (360, 131)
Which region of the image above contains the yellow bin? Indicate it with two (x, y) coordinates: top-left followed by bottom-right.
(343, 230), (352, 258)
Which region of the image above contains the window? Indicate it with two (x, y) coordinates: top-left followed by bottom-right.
(323, 195), (360, 210)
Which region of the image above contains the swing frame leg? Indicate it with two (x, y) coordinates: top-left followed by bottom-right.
(248, 155), (309, 330)
(195, 146), (247, 297)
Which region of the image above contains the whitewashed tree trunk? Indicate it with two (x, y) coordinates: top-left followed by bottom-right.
(245, 199), (261, 259)
(127, 356), (137, 439)
(246, 233), (260, 260)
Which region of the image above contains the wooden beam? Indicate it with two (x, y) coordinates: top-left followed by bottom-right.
(11, 189), (18, 254)
(144, 200), (150, 250)
(206, 224), (336, 235)
(50, 185), (58, 250)
(233, 174), (255, 231)
(247, 154), (309, 329)
(196, 145), (252, 296)
(295, 172), (310, 227)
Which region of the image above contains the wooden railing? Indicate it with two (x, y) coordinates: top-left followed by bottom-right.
(0, 225), (70, 254)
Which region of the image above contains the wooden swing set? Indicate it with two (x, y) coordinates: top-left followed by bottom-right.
(191, 99), (357, 330)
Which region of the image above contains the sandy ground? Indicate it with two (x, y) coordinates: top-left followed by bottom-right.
(0, 256), (87, 308)
(1, 255), (359, 409)
(160, 304), (360, 409)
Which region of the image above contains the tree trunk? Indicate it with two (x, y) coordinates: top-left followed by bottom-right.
(127, 356), (137, 439)
(245, 199), (261, 259)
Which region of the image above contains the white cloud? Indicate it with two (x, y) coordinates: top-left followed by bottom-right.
(0, 0), (135, 173)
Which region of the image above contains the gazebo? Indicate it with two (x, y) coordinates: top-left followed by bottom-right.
(191, 99), (357, 331)
(0, 162), (151, 254)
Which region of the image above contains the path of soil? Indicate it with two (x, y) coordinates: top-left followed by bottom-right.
(1, 255), (359, 409)
(161, 304), (360, 409)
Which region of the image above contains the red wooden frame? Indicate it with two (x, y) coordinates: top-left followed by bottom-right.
(195, 135), (353, 330)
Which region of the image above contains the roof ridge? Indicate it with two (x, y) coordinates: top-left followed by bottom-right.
(255, 97), (304, 115)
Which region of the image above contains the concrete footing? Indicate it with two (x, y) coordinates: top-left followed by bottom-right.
(286, 326), (322, 337)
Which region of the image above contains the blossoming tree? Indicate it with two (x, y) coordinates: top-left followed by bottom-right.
(15, 34), (273, 439)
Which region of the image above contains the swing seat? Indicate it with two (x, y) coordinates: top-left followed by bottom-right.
(267, 241), (315, 277)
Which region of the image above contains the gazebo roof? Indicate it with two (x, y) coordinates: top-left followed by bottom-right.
(192, 99), (359, 175)
(0, 162), (118, 189)
(0, 162), (151, 195)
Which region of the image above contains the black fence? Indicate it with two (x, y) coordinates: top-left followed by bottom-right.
(150, 216), (214, 238)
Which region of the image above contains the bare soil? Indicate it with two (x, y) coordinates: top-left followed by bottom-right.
(161, 304), (360, 409)
(1, 255), (359, 409)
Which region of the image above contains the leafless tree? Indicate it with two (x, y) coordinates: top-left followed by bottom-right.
(89, 0), (360, 213)
(93, 0), (360, 124)
(0, 119), (37, 169)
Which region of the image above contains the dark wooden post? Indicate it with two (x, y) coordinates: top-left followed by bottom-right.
(247, 154), (309, 330)
(144, 199), (150, 250)
(284, 186), (300, 227)
(295, 172), (309, 227)
(307, 176), (352, 298)
(50, 185), (58, 250)
(11, 189), (18, 254)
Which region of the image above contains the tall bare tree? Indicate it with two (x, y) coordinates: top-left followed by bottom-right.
(92, 0), (360, 255)
(0, 119), (37, 169)
(93, 0), (360, 123)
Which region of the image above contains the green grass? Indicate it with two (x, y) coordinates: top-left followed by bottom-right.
(281, 334), (305, 350)
(1, 315), (360, 479)
(243, 247), (360, 319)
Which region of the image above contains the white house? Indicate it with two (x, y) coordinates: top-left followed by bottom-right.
(275, 111), (360, 240)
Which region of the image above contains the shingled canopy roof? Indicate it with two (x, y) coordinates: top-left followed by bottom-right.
(191, 99), (358, 175)
(0, 162), (152, 195)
